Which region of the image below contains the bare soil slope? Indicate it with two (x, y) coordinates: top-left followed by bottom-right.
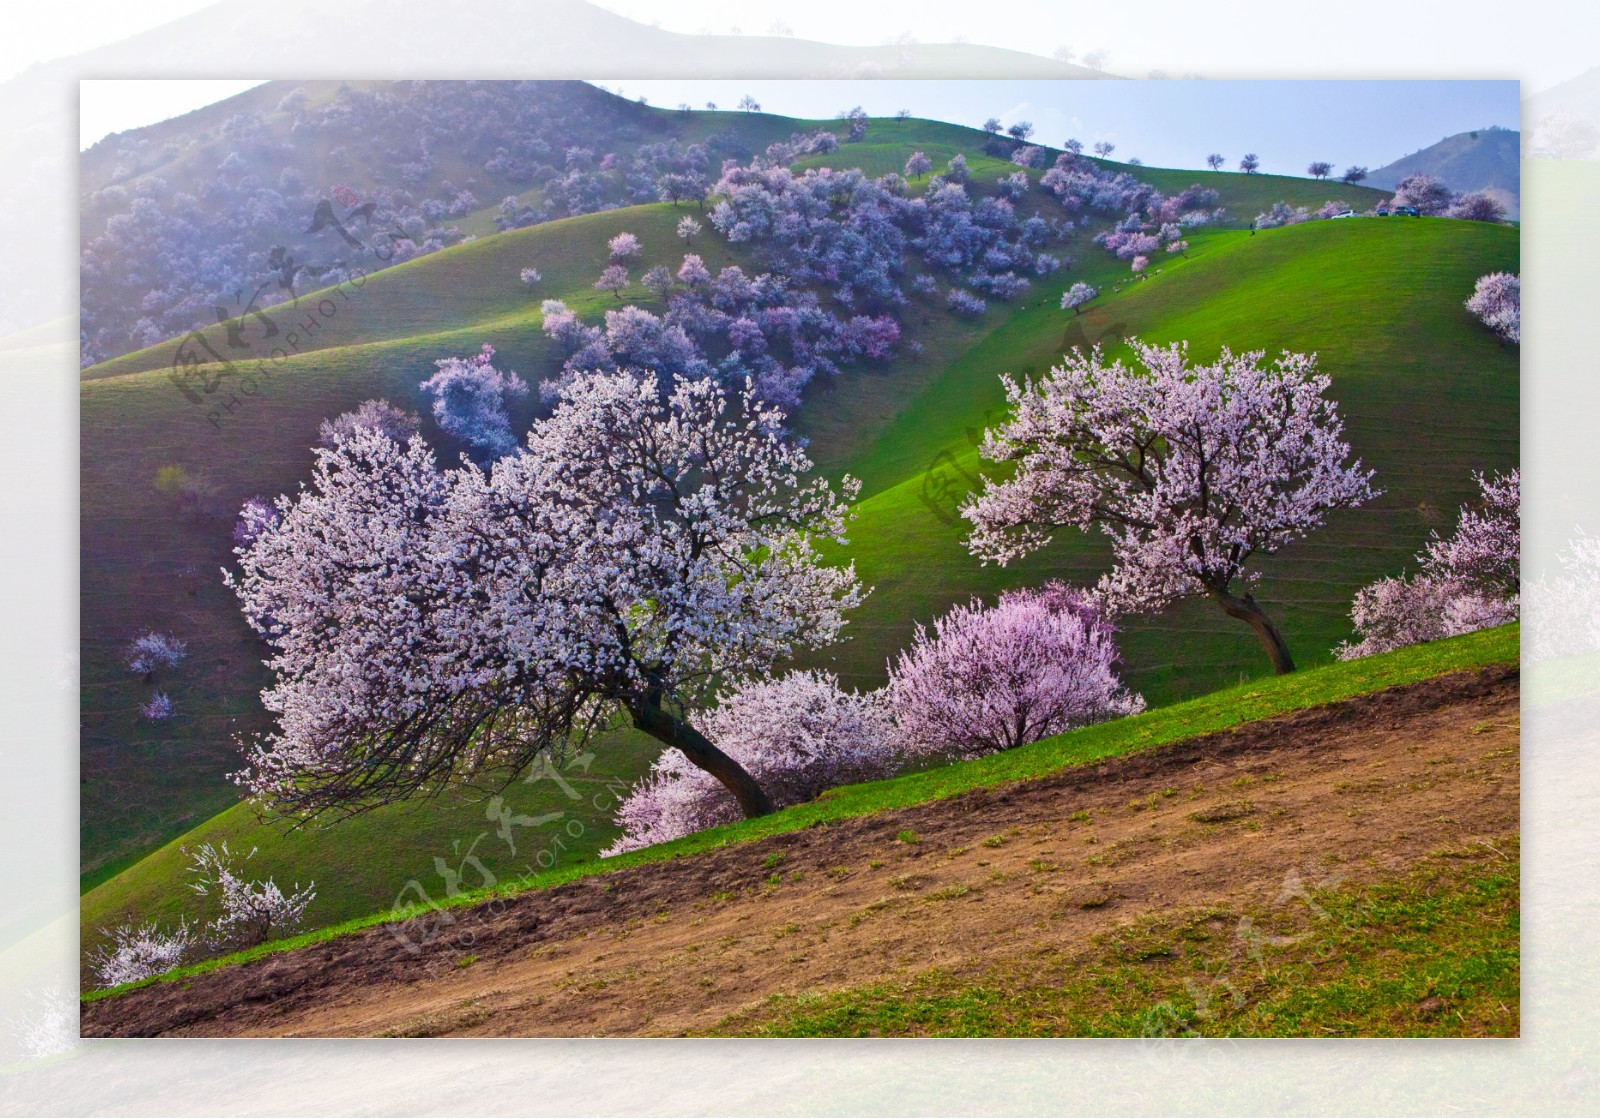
(83, 667), (1519, 1038)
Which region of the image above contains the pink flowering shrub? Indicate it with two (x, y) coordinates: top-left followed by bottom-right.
(887, 584), (1144, 760)
(124, 631), (186, 677)
(139, 691), (175, 721)
(317, 398), (421, 449)
(1465, 272), (1520, 344)
(1336, 469), (1519, 659)
(607, 231), (642, 260)
(603, 671), (896, 855)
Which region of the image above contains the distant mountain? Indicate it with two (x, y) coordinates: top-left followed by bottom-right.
(1524, 67), (1600, 158)
(7, 0), (1106, 340)
(1366, 127), (1521, 218)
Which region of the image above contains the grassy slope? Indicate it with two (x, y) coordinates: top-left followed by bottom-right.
(817, 217), (1519, 701)
(78, 124), (1506, 930)
(82, 623), (1518, 999)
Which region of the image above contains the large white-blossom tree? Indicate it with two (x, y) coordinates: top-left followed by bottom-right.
(963, 339), (1378, 674)
(229, 371), (864, 820)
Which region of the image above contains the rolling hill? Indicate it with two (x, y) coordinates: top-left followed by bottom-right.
(79, 102), (1513, 968)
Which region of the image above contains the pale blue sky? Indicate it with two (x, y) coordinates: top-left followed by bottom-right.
(599, 79), (1520, 176)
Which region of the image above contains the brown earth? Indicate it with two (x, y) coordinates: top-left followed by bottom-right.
(82, 666), (1520, 1038)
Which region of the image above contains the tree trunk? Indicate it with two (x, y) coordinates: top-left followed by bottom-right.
(1207, 587), (1296, 675)
(631, 700), (775, 819)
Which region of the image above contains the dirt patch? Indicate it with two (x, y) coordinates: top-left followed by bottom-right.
(82, 666), (1520, 1038)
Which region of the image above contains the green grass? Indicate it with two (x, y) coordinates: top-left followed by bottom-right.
(82, 623), (1517, 1003)
(714, 841), (1519, 1037)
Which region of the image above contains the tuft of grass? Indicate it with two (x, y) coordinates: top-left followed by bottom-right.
(1189, 801), (1257, 824)
(897, 829), (922, 845)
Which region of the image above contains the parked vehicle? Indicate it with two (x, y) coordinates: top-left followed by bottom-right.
(1331, 209), (1357, 218)
(1375, 207), (1390, 216)
(1393, 205), (1420, 217)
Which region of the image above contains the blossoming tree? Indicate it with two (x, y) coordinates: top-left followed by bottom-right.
(604, 670), (895, 855)
(1466, 272), (1520, 344)
(229, 371), (864, 821)
(888, 584), (1144, 759)
(963, 339), (1378, 674)
(1335, 468), (1519, 659)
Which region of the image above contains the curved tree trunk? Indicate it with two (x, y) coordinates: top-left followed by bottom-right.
(1207, 586), (1296, 675)
(630, 700), (775, 819)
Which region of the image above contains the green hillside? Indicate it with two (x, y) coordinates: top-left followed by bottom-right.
(79, 116), (1510, 960)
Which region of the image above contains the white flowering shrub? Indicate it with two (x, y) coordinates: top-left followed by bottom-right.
(124, 631), (186, 676)
(187, 842), (316, 949)
(89, 920), (195, 989)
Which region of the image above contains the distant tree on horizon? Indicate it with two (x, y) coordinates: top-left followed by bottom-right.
(1308, 160), (1333, 180)
(1239, 152), (1261, 174)
(1206, 153), (1225, 170)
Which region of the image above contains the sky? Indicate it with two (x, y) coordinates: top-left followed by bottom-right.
(80, 79), (266, 149)
(594, 79), (1519, 175)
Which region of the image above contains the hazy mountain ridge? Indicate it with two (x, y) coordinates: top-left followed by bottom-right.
(1367, 127), (1521, 217)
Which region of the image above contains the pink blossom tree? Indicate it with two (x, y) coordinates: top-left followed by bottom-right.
(904, 151), (933, 181)
(603, 670), (896, 855)
(1307, 161), (1333, 180)
(963, 340), (1378, 675)
(1060, 282), (1098, 314)
(676, 215), (703, 244)
(1206, 153), (1225, 171)
(1239, 153), (1261, 174)
(232, 496), (278, 549)
(1446, 191), (1507, 223)
(595, 263), (629, 300)
(887, 584), (1144, 760)
(317, 398), (420, 449)
(1335, 469), (1518, 659)
(228, 373), (864, 821)
(607, 232), (642, 261)
(1130, 254), (1149, 279)
(1465, 272), (1519, 344)
(1166, 239), (1189, 257)
(124, 631), (187, 677)
(1390, 174), (1453, 215)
